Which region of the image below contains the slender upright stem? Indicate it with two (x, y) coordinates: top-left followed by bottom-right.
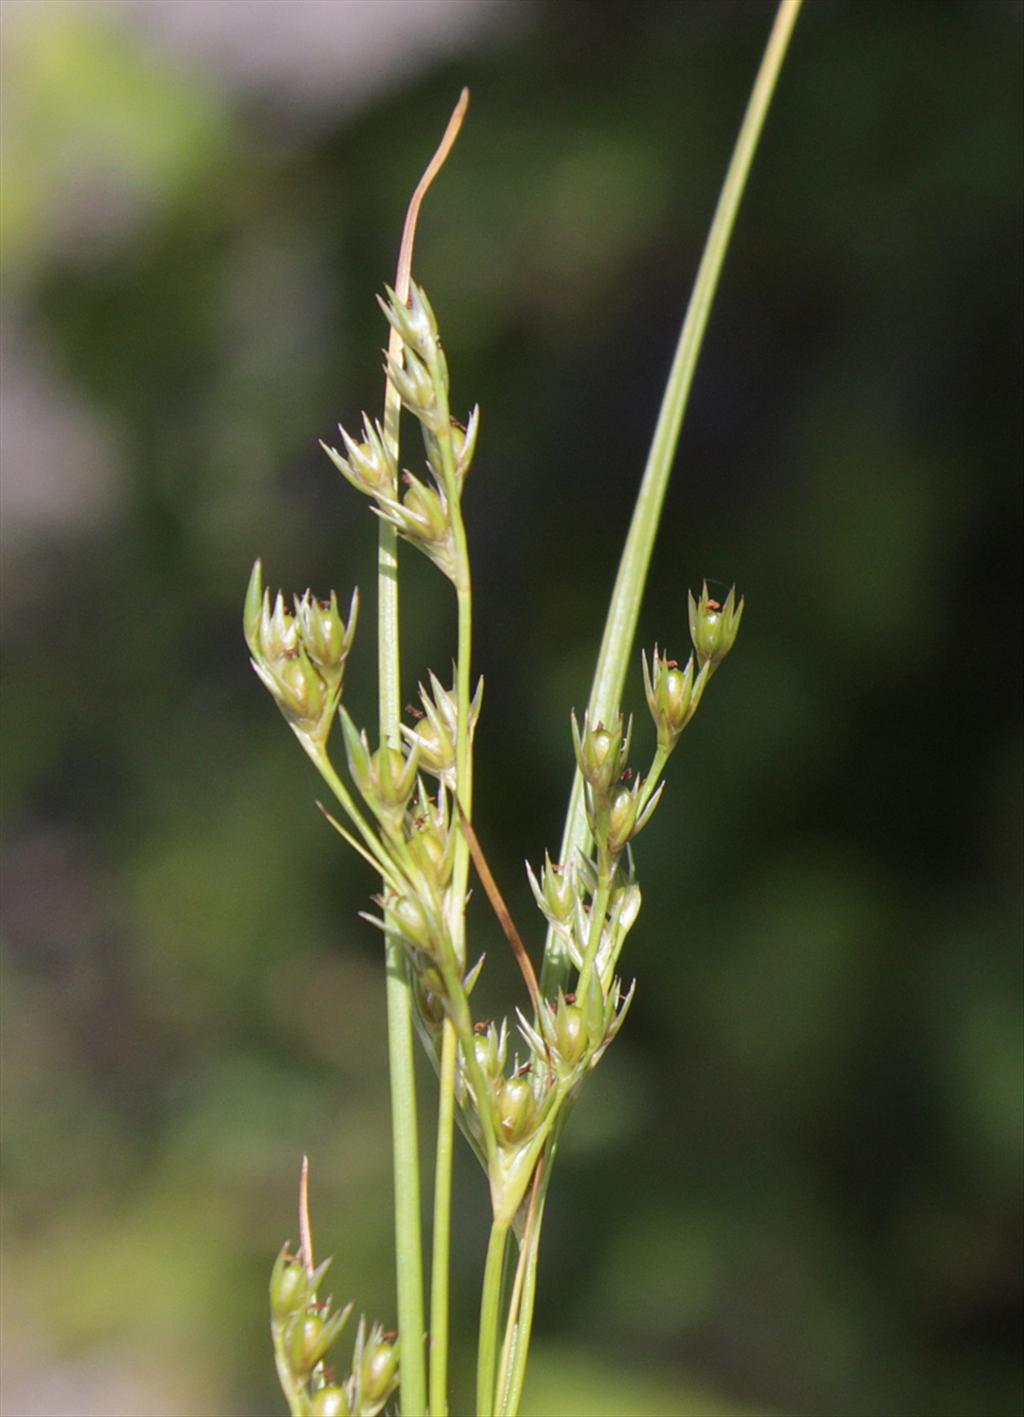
(540, 0), (803, 996)
(380, 491), (428, 1417)
(374, 92), (469, 1417)
(576, 842), (613, 1005)
(308, 749), (402, 888)
(494, 1161), (544, 1415)
(379, 175), (427, 1392)
(429, 1019), (458, 1416)
(476, 1220), (510, 1417)
(500, 1193), (546, 1417)
(500, 1122), (563, 1417)
(271, 1319), (310, 1417)
(430, 466), (476, 1417)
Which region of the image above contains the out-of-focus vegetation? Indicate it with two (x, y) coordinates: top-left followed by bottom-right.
(2, 2), (1021, 1415)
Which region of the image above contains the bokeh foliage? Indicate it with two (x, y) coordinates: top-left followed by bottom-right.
(2, 3), (1021, 1415)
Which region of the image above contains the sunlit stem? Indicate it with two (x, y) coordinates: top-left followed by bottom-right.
(540, 0), (803, 997)
(476, 1220), (510, 1417)
(375, 89), (469, 1417)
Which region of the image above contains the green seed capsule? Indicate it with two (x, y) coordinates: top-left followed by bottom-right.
(473, 1024), (505, 1080)
(572, 709), (630, 805)
(370, 747), (409, 808)
(270, 1250), (308, 1321)
(411, 716), (455, 777)
(554, 1000), (586, 1066)
(606, 785), (639, 854)
(391, 896), (434, 952)
(403, 479), (449, 542)
(542, 860), (575, 923)
(497, 1076), (537, 1145)
(688, 582), (744, 671)
(277, 652), (326, 722)
(288, 1314), (325, 1378)
(311, 1386), (351, 1417)
(407, 823), (448, 883)
(361, 1340), (399, 1403)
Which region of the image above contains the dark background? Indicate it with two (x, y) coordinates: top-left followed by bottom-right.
(2, 2), (1021, 1414)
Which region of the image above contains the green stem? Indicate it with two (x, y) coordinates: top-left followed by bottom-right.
(476, 1220), (510, 1417)
(380, 349), (427, 1417)
(429, 1018), (458, 1417)
(271, 1319), (311, 1417)
(500, 1209), (542, 1417)
(577, 840), (613, 1005)
(428, 325), (476, 1417)
(637, 744), (671, 816)
(494, 1228), (522, 1412)
(308, 749), (401, 889)
(493, 1169), (540, 1417)
(540, 0), (803, 996)
(501, 1141), (558, 1417)
(382, 935), (427, 1417)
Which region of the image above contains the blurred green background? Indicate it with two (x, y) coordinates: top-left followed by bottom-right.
(2, 2), (1021, 1415)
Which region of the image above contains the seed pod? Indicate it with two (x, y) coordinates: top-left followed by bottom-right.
(339, 708), (419, 833)
(311, 1387), (351, 1417)
(270, 1246), (309, 1321)
(553, 994), (587, 1067)
(371, 481), (457, 579)
(642, 647), (709, 753)
(606, 784), (640, 855)
(401, 671), (482, 789)
(389, 895), (436, 953)
(688, 582), (744, 672)
(451, 405), (480, 484)
(496, 1074), (538, 1145)
(472, 1020), (508, 1081)
(380, 280), (440, 359)
(323, 413), (397, 498)
(541, 856), (576, 923)
(359, 1336), (399, 1406)
(406, 817), (450, 886)
(288, 1314), (326, 1379)
(244, 563), (357, 751)
(286, 1301), (353, 1382)
(370, 746), (417, 813)
(571, 708), (632, 808)
(295, 588), (359, 690)
(385, 346), (436, 420)
(402, 474), (449, 543)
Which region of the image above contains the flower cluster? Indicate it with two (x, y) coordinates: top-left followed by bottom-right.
(244, 561), (358, 758)
(245, 269), (746, 1408)
(270, 1247), (398, 1417)
(322, 282), (479, 583)
(518, 582), (744, 1135)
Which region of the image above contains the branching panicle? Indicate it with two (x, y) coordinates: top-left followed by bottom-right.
(246, 2), (801, 1406)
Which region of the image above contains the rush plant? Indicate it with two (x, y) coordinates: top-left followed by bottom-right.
(245, 5), (801, 1414)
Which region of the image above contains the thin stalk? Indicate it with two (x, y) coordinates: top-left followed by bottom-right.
(540, 0), (803, 996)
(316, 802), (405, 893)
(271, 1321), (308, 1417)
(500, 1206), (543, 1417)
(435, 952), (499, 1162)
(425, 227), (476, 1414)
(380, 543), (428, 1417)
(429, 1019), (458, 1416)
(430, 566), (474, 1417)
(476, 1220), (510, 1417)
(637, 744), (671, 815)
(377, 91), (469, 1417)
(501, 1143), (558, 1417)
(576, 841), (614, 1005)
(494, 1160), (544, 1414)
(309, 750), (400, 885)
